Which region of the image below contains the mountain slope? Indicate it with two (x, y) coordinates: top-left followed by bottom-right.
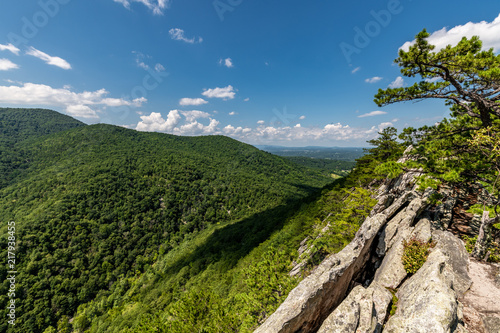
(0, 109), (333, 332)
(0, 108), (84, 188)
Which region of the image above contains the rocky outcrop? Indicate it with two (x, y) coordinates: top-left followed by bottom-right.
(383, 249), (466, 332)
(254, 192), (415, 333)
(317, 281), (392, 333)
(254, 169), (489, 333)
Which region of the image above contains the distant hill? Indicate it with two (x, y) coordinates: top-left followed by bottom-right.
(0, 108), (85, 188)
(256, 145), (365, 161)
(0, 108), (333, 332)
(284, 156), (356, 177)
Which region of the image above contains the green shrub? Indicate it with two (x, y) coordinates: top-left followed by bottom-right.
(488, 241), (500, 263)
(462, 235), (477, 254)
(401, 238), (435, 274)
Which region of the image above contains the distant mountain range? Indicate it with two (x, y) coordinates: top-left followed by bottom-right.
(255, 145), (366, 160)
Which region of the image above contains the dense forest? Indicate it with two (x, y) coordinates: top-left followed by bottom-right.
(0, 108), (338, 332)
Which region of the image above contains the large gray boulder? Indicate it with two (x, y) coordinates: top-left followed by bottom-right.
(383, 249), (465, 332)
(432, 230), (472, 297)
(317, 281), (392, 333)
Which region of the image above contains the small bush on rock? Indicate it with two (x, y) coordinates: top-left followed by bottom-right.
(402, 238), (435, 274)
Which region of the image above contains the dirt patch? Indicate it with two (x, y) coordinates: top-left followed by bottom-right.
(462, 259), (500, 333)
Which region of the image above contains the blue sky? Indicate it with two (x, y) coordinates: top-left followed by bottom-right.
(0, 0), (499, 146)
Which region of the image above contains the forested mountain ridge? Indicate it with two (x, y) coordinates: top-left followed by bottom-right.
(0, 108), (335, 332)
(0, 108), (85, 188)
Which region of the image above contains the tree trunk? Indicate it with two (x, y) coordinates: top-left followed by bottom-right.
(472, 211), (497, 260)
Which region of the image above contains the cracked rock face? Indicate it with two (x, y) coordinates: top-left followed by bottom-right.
(383, 249), (463, 333)
(317, 282), (391, 333)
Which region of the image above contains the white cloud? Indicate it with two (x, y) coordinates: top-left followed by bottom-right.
(26, 47), (71, 70)
(222, 121), (390, 145)
(133, 52), (165, 72)
(136, 110), (181, 132)
(179, 98), (208, 106)
(401, 14), (500, 52)
(66, 105), (99, 119)
(135, 110), (397, 145)
(0, 59), (19, 71)
(0, 82), (145, 119)
(137, 61), (149, 70)
(169, 28), (203, 44)
(388, 76), (404, 88)
(299, 115), (306, 120)
(219, 58), (233, 68)
(223, 125), (252, 135)
(351, 66), (361, 74)
(155, 63), (165, 72)
(244, 98), (250, 102)
(425, 77), (441, 83)
(365, 76), (383, 83)
(357, 111), (387, 118)
(202, 85), (235, 100)
(136, 110), (219, 135)
(229, 111), (237, 116)
(174, 118), (219, 135)
(0, 43), (20, 55)
(180, 110), (210, 122)
(114, 0), (170, 15)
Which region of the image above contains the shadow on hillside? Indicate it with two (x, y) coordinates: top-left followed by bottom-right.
(160, 178), (345, 281)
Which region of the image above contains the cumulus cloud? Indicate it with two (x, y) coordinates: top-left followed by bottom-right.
(229, 111), (237, 116)
(0, 82), (145, 119)
(299, 115), (306, 120)
(136, 110), (219, 135)
(174, 118), (220, 135)
(0, 43), (20, 55)
(0, 59), (19, 71)
(202, 85), (235, 100)
(401, 14), (500, 52)
(388, 76), (404, 88)
(135, 110), (398, 145)
(66, 105), (99, 119)
(169, 28), (203, 44)
(244, 98), (250, 102)
(26, 47), (71, 70)
(179, 97), (208, 106)
(357, 111), (387, 118)
(180, 110), (211, 122)
(220, 121), (396, 145)
(114, 0), (170, 15)
(219, 58), (233, 68)
(365, 76), (383, 83)
(136, 110), (181, 132)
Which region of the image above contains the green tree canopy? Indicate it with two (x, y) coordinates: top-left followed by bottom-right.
(375, 29), (500, 127)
